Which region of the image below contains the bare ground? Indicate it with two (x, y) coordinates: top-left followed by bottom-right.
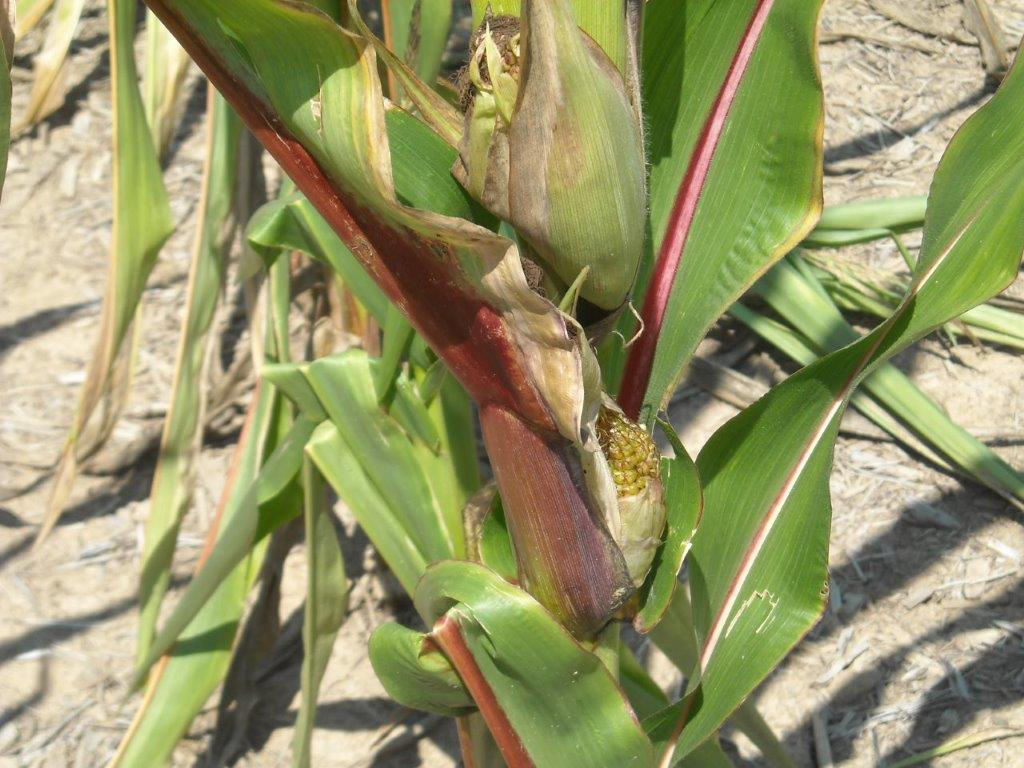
(1, 1), (1023, 766)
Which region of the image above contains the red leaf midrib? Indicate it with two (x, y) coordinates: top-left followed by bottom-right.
(619, 0), (776, 420)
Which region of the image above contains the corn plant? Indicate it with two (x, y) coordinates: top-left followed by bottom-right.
(3, 1), (1024, 766)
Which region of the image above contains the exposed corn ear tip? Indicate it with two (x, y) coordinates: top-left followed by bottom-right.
(459, 13), (521, 108)
(596, 404), (659, 498)
(480, 25), (520, 123)
(456, 14), (520, 213)
(594, 397), (667, 587)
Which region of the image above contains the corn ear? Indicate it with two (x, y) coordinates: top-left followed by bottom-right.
(469, 0), (641, 81)
(454, 0), (646, 312)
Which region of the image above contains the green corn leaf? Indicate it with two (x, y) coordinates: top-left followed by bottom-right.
(132, 412), (316, 686)
(470, 0), (515, 23)
(415, 560), (656, 767)
(885, 728), (1024, 768)
(391, 375), (443, 451)
(273, 347), (472, 573)
(435, 371), (479, 500)
(384, 106), (491, 223)
(647, 590), (796, 768)
(143, 11), (192, 157)
(387, 0), (452, 91)
(1, 0), (10, 197)
(673, 739), (738, 768)
(111, 385), (298, 767)
(801, 195), (926, 247)
(368, 621), (475, 717)
(648, 588), (699, 672)
(266, 247), (293, 360)
(634, 423), (702, 633)
(303, 351), (455, 561)
(815, 195), (927, 230)
(306, 421), (429, 595)
(654, 51), (1024, 764)
(798, 227), (895, 248)
(408, 372), (476, 557)
(939, 302), (1024, 350)
(263, 362), (329, 422)
(293, 459), (348, 768)
(374, 302), (416, 405)
(806, 252), (1024, 351)
(728, 301), (958, 475)
(476, 495), (517, 582)
(302, 0), (341, 19)
(14, 0), (53, 38)
(137, 91), (241, 664)
(458, 714), (507, 768)
(619, 645), (669, 722)
(40, 0), (174, 543)
(375, 363), (472, 559)
(246, 191), (391, 326)
(802, 255), (904, 317)
(416, 356), (447, 404)
(17, 0), (85, 128)
(728, 705), (794, 768)
(614, 0), (825, 422)
(751, 256), (1024, 507)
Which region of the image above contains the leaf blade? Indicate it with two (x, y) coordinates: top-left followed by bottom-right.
(307, 421), (429, 596)
(416, 561), (656, 768)
(750, 256), (1024, 507)
(40, 0), (174, 542)
(132, 412), (316, 685)
(664, 51), (1024, 762)
(17, 0), (86, 128)
(137, 90), (241, 663)
(0, 0), (10, 197)
(634, 424), (702, 633)
(617, 0), (825, 421)
(112, 386), (294, 767)
(292, 460), (348, 768)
